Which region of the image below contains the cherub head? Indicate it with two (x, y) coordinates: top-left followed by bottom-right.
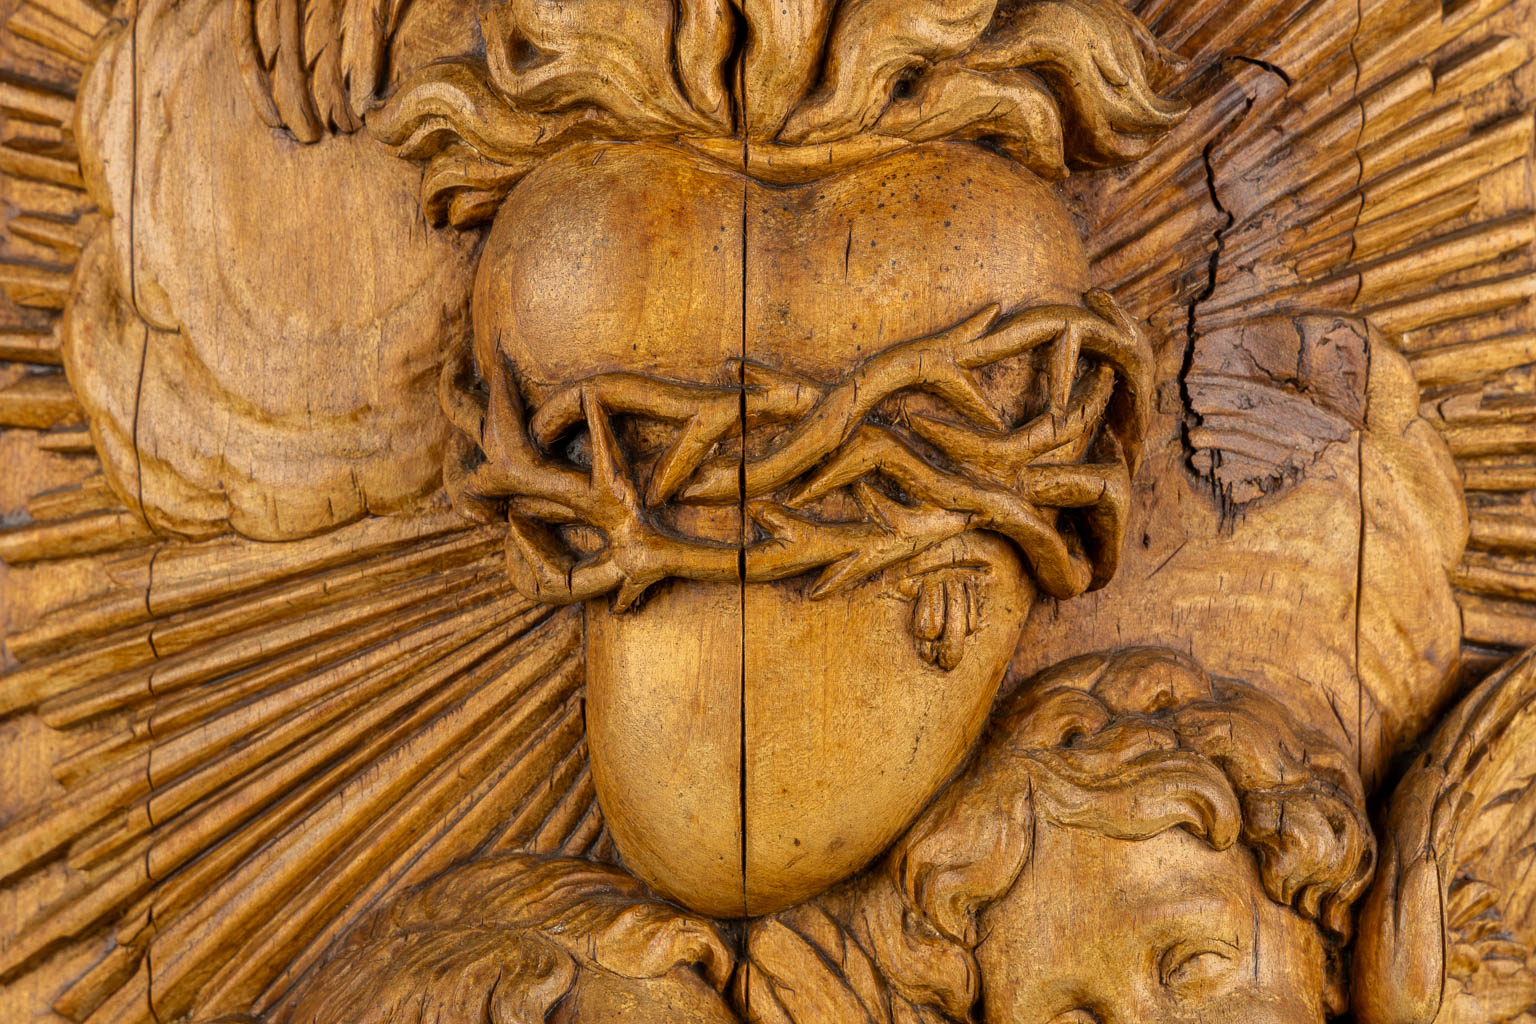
(850, 648), (1376, 1023)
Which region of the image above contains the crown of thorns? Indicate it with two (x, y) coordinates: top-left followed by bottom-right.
(442, 291), (1150, 610)
(370, 0), (1180, 607)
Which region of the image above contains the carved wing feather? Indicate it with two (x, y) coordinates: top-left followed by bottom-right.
(1085, 0), (1536, 658)
(237, 0), (409, 141)
(1355, 645), (1536, 1024)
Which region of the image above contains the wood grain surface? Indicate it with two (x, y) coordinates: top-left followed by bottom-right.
(0, 1), (1533, 1022)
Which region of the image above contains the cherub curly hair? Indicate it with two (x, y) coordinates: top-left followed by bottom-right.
(839, 647), (1375, 1021)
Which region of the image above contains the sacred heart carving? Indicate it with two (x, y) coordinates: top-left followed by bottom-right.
(459, 138), (1137, 914)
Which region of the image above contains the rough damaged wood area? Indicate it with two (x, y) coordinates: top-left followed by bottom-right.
(0, 0), (1535, 1022)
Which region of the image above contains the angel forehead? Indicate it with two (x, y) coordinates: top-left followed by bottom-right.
(321, 0), (1189, 609)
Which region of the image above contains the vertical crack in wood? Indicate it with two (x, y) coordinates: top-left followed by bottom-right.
(1344, 0), (1367, 272)
(1182, 56), (1295, 516)
(125, 9), (165, 1021)
(1182, 135), (1236, 512)
(127, 0), (152, 539)
(1347, 0), (1367, 782)
(738, 182), (748, 920)
(1353, 426), (1368, 778)
(738, 38), (753, 968)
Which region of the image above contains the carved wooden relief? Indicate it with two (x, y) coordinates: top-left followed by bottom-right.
(1, 1), (1535, 1022)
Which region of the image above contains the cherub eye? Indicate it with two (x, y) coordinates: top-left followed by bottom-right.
(1159, 941), (1237, 993)
(1048, 1010), (1101, 1024)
